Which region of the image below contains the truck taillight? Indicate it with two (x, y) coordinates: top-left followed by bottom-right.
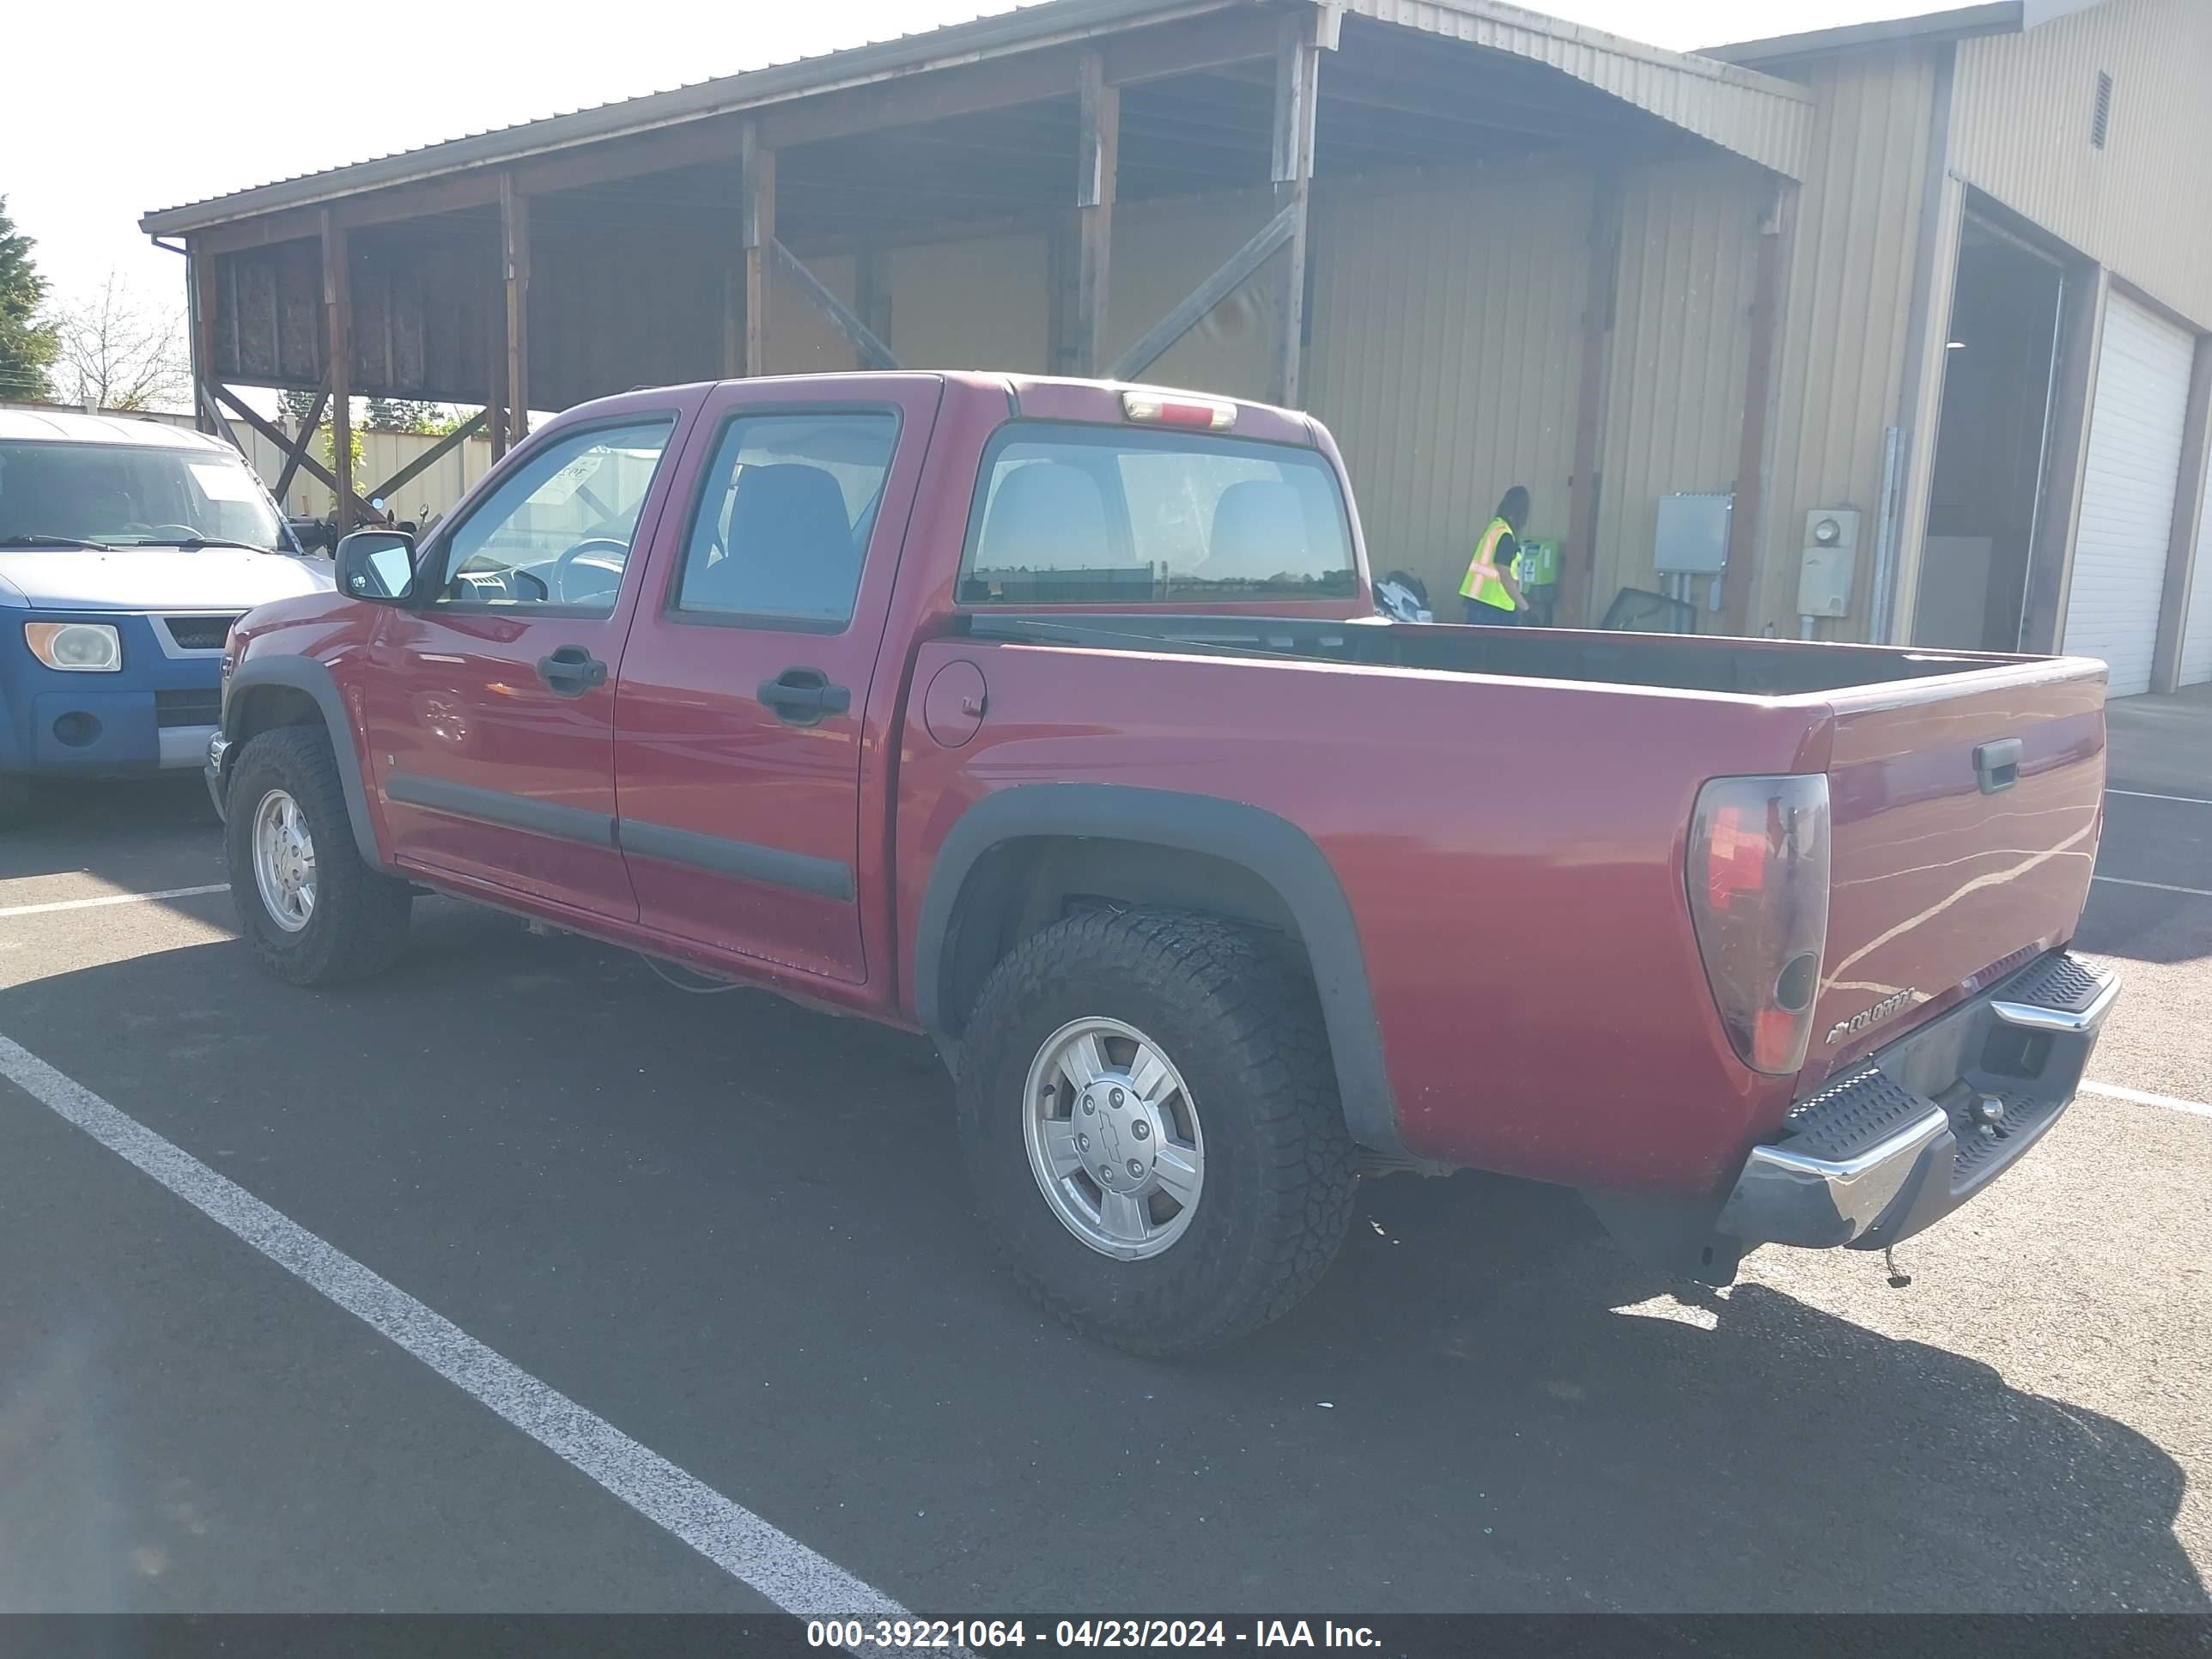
(1687, 774), (1831, 1075)
(1121, 390), (1237, 430)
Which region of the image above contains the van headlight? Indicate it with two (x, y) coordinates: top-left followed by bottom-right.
(25, 622), (123, 672)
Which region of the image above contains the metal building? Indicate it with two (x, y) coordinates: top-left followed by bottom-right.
(137, 0), (2212, 682)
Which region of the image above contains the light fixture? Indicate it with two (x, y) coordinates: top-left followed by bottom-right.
(1946, 340), (1966, 349)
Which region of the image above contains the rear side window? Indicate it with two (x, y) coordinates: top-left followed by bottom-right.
(959, 424), (1356, 605)
(674, 412), (900, 629)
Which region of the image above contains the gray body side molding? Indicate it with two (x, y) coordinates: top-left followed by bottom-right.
(221, 657), (390, 871)
(913, 783), (1404, 1154)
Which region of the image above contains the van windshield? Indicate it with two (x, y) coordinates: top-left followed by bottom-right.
(959, 424), (1358, 605)
(0, 441), (288, 552)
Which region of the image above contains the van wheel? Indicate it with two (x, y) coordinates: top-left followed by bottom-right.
(957, 908), (1358, 1356)
(225, 726), (411, 985)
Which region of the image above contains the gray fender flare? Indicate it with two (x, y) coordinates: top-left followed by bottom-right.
(221, 657), (390, 872)
(913, 783), (1404, 1154)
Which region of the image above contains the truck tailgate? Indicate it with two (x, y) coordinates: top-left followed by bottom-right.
(1802, 660), (2107, 1092)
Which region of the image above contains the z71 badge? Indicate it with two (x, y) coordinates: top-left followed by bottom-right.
(1826, 988), (1917, 1046)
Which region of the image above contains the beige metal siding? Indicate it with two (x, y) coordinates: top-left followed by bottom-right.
(1759, 48), (1940, 638)
(1109, 195), (1280, 401)
(1596, 157), (1765, 616)
(1304, 170), (1590, 605)
(765, 252), (862, 377)
(1953, 0), (2212, 326)
(890, 233), (1053, 374)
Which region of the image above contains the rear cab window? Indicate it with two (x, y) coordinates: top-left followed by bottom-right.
(957, 424), (1357, 605)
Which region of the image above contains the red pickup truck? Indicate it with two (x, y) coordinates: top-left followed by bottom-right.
(209, 373), (2118, 1354)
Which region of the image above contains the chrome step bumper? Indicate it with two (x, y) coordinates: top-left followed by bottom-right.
(1717, 952), (2118, 1250)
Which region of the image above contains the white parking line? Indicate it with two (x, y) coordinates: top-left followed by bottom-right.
(2106, 787), (2212, 806)
(0, 883), (230, 918)
(0, 1030), (908, 1620)
(2081, 1080), (2212, 1120)
(2091, 875), (2212, 899)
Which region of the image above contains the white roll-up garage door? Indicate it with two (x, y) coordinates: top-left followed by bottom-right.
(2064, 294), (2197, 697)
(2179, 463), (2212, 686)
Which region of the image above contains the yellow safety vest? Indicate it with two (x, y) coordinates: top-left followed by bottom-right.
(1460, 517), (1517, 610)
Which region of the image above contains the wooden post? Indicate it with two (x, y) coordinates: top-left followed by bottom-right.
(741, 123), (776, 378)
(1719, 184), (1794, 638)
(1270, 12), (1320, 408)
(488, 263), (508, 462)
(1559, 171), (1624, 630)
(321, 210), (355, 535)
(1074, 52), (1119, 377)
(501, 172), (531, 441)
(186, 241), (220, 436)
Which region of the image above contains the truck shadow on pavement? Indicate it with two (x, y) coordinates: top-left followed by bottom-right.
(0, 905), (2201, 1614)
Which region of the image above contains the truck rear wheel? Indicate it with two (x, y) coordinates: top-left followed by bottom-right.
(225, 726), (412, 986)
(957, 908), (1358, 1356)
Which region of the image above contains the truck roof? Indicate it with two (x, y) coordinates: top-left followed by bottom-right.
(0, 408), (237, 452)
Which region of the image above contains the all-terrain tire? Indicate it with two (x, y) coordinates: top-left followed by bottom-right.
(957, 908), (1358, 1356)
(226, 726), (411, 985)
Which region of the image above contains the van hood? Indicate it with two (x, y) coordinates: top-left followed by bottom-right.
(0, 547), (336, 612)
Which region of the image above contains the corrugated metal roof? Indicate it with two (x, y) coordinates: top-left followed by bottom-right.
(143, 0), (1812, 235)
(1341, 0), (1811, 175)
(1710, 3), (2023, 67)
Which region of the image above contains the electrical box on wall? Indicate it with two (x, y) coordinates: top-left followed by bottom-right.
(1654, 492), (1734, 574)
(1797, 507), (1861, 618)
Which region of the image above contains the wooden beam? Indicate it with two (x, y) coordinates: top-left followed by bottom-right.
(215, 385), (381, 523)
(1270, 11), (1320, 408)
(1720, 185), (1793, 637)
(321, 210), (356, 534)
(1108, 201), (1300, 383)
(853, 241), (891, 347)
(272, 378), (331, 504)
(486, 252), (508, 460)
(501, 173), (531, 441)
(770, 240), (899, 370)
(1559, 170), (1623, 629)
(186, 243), (220, 435)
(368, 410), (491, 504)
(1074, 52), (1119, 377)
(741, 125), (776, 378)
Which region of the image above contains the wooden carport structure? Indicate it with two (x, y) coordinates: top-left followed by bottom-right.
(141, 0), (1808, 626)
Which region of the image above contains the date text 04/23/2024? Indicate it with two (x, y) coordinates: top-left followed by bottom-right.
(806, 1620), (1382, 1650)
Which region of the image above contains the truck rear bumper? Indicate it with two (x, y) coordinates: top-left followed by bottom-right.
(1717, 952), (2118, 1251)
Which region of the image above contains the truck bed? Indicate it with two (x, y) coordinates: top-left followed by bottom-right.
(961, 612), (2033, 696)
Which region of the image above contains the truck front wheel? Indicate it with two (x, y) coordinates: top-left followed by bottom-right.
(957, 908), (1358, 1355)
(225, 726), (412, 986)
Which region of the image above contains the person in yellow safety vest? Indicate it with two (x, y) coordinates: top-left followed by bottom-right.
(1460, 485), (1532, 625)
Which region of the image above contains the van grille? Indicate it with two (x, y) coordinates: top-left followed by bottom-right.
(164, 615), (240, 651)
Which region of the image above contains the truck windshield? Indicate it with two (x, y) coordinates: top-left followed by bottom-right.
(959, 424), (1357, 605)
(0, 441), (286, 552)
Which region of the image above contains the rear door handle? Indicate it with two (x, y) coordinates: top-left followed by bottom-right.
(1974, 738), (2022, 795)
(757, 666), (852, 726)
(536, 644), (608, 697)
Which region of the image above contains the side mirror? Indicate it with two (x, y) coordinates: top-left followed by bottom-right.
(337, 529), (418, 605)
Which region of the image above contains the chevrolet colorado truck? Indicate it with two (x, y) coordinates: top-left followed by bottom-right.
(209, 373), (2118, 1354)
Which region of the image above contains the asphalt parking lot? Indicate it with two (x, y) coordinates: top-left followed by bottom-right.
(3, 695), (2209, 1616)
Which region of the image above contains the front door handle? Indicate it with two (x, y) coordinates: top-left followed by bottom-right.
(757, 666), (852, 726)
(537, 644), (608, 697)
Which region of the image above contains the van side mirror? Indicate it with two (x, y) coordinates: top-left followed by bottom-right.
(337, 529), (418, 605)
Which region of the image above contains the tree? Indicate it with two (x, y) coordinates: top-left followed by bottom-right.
(364, 396), (442, 433)
(0, 196), (59, 404)
(46, 270), (189, 411)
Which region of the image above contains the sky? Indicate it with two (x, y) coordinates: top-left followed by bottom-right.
(7, 0), (1919, 372)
